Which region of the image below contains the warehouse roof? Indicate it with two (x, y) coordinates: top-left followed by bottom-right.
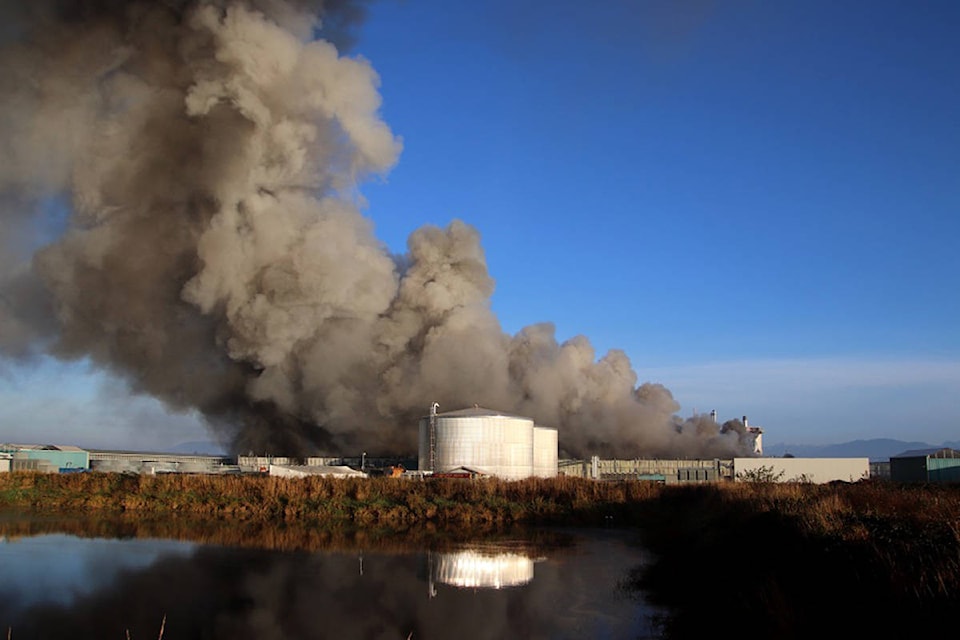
(1, 443), (88, 452)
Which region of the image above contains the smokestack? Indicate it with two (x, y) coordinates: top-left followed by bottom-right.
(0, 0), (759, 461)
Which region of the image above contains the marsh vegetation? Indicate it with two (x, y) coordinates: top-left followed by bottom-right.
(2, 472), (958, 638)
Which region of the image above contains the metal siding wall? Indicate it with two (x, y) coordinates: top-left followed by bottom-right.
(595, 458), (724, 482)
(305, 457), (344, 466)
(927, 458), (960, 471)
(12, 457), (56, 472)
(890, 457), (928, 483)
(558, 459), (589, 478)
(91, 458), (140, 474)
(558, 458), (731, 481)
(23, 450), (89, 471)
(927, 458), (960, 482)
(418, 418), (429, 471)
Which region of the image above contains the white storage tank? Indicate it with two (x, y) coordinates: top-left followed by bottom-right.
(533, 426), (559, 478)
(419, 406), (537, 480)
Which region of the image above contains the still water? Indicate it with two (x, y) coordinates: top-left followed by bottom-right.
(0, 519), (663, 640)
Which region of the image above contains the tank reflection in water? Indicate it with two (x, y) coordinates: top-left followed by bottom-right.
(427, 546), (537, 591)
(0, 526), (665, 639)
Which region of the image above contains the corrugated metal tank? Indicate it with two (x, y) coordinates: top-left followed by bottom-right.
(532, 426), (558, 478)
(418, 407), (537, 480)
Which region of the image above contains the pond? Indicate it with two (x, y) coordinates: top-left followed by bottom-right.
(0, 515), (664, 639)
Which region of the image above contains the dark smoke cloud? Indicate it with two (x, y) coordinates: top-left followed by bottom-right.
(0, 0), (756, 458)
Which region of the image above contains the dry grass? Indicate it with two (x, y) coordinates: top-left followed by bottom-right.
(0, 472), (660, 526)
(3, 472), (959, 535)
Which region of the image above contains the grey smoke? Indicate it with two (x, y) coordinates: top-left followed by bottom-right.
(0, 0), (755, 459)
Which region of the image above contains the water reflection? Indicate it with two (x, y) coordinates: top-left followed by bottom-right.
(0, 534), (196, 609)
(0, 515), (664, 639)
(428, 547), (537, 591)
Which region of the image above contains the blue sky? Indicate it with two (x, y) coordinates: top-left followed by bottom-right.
(2, 0), (958, 450)
(360, 0), (960, 445)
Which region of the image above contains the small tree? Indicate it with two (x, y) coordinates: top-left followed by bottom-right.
(736, 465), (785, 483)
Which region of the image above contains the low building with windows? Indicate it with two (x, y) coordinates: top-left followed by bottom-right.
(90, 450), (234, 474)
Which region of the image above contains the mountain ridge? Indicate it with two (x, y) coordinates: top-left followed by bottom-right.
(167, 438), (960, 462)
(765, 438), (960, 462)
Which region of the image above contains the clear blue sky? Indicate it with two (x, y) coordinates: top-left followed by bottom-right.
(362, 0), (960, 446)
(1, 0), (958, 450)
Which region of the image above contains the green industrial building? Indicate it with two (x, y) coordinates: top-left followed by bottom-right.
(890, 448), (960, 483)
(0, 444), (90, 473)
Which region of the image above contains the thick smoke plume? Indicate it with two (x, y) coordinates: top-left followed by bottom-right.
(0, 0), (756, 458)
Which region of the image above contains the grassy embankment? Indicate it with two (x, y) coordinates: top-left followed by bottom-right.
(2, 472), (959, 636)
(1, 471), (959, 536)
(0, 471), (666, 528)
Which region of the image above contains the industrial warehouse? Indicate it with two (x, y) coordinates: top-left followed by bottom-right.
(0, 404), (896, 484)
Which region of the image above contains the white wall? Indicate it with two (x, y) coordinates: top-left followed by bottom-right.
(268, 464), (367, 479)
(733, 458), (869, 483)
(269, 464), (311, 478)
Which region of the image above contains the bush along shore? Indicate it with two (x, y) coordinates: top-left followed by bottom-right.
(2, 472), (959, 637)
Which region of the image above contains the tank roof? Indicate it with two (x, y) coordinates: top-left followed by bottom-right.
(433, 406), (532, 420)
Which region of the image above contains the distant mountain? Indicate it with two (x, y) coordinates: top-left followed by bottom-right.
(168, 440), (227, 456)
(765, 438), (946, 462)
